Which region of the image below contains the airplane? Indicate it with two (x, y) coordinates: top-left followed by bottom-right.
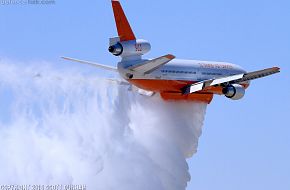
(62, 0), (280, 104)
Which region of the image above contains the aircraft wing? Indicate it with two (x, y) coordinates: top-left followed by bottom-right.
(61, 57), (117, 72)
(184, 67), (280, 94)
(231, 67), (280, 83)
(128, 54), (175, 75)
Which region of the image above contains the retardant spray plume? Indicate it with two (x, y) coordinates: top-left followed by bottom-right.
(0, 60), (207, 190)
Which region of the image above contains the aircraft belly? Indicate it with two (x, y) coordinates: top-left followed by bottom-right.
(160, 92), (214, 104)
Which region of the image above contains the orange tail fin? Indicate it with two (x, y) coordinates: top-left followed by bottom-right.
(111, 0), (136, 42)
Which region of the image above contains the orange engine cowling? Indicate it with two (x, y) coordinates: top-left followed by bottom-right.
(160, 92), (214, 104)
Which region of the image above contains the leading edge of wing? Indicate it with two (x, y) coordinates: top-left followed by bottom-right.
(233, 67), (280, 83)
(61, 56), (117, 72)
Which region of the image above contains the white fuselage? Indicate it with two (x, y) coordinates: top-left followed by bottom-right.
(118, 59), (247, 82)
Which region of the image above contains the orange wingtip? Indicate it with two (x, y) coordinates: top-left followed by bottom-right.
(165, 54), (175, 59)
(111, 0), (136, 42)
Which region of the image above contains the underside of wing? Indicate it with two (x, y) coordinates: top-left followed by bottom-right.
(183, 73), (245, 94)
(184, 67), (280, 94)
(128, 54), (175, 75)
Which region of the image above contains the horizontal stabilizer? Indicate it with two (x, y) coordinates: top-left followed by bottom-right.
(61, 57), (117, 72)
(128, 54), (175, 74)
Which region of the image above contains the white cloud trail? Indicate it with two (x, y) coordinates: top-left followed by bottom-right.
(0, 60), (207, 190)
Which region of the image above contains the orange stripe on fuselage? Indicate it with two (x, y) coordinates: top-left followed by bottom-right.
(129, 79), (224, 94)
(129, 79), (194, 92)
(129, 79), (249, 94)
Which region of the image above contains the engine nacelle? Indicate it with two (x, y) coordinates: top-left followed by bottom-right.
(108, 39), (151, 57)
(222, 84), (245, 100)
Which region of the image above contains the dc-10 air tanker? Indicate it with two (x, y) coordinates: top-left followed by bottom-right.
(63, 0), (280, 104)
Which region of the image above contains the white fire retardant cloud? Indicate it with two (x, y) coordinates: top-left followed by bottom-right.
(0, 60), (207, 190)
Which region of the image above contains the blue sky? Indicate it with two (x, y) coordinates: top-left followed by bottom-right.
(1, 0), (290, 189)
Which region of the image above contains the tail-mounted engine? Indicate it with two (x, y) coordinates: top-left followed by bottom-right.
(108, 37), (151, 58)
(222, 84), (245, 100)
